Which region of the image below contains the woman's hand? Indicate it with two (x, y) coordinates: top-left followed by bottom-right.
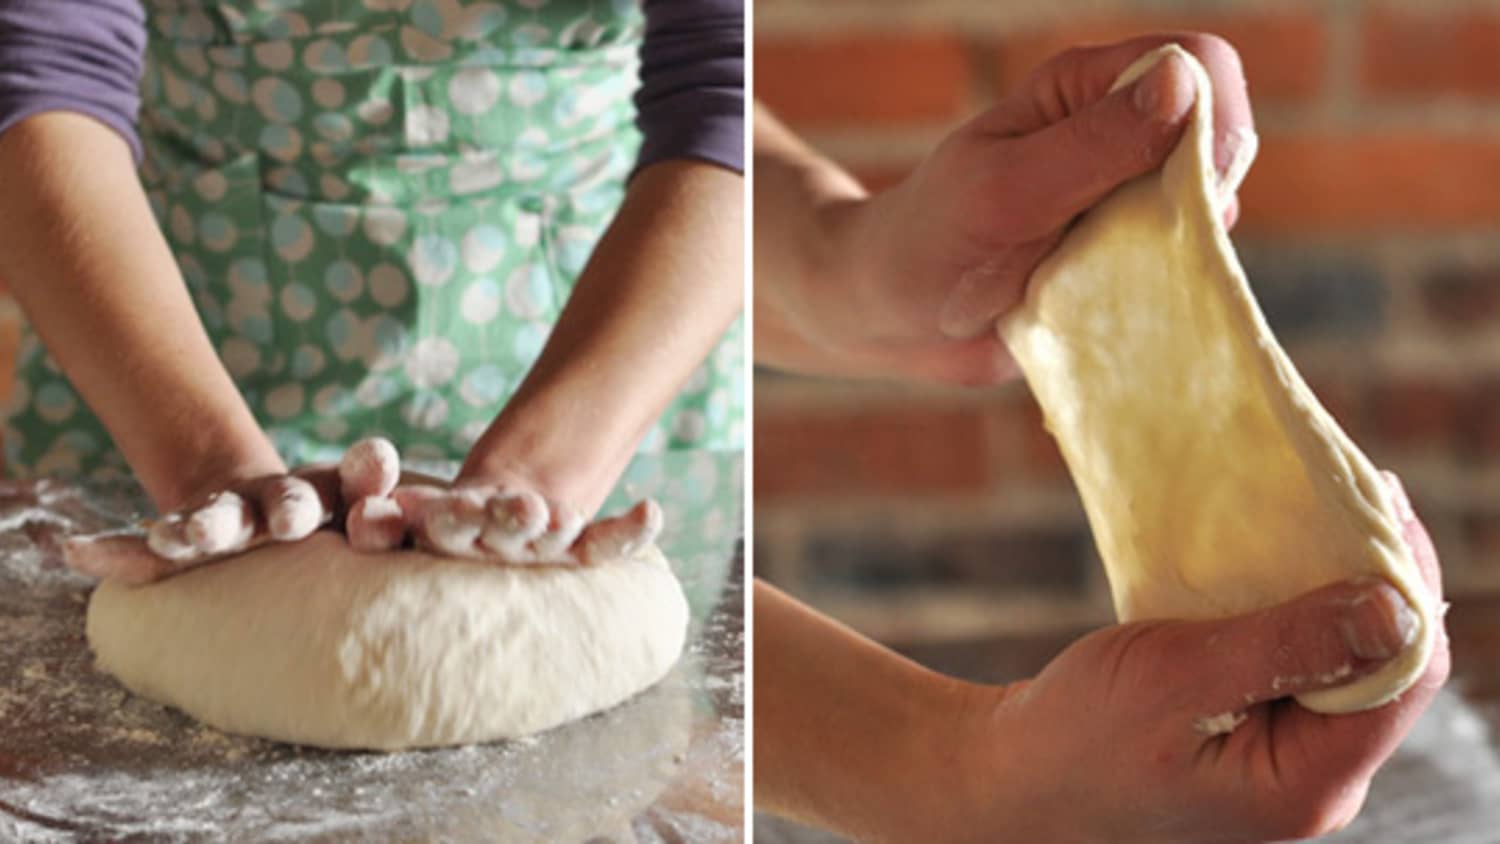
(349, 439), (663, 566)
(372, 478), (662, 567)
(288, 439), (641, 564)
(930, 474), (1449, 844)
(65, 434), (665, 582)
(755, 34), (1255, 385)
(62, 439), (402, 584)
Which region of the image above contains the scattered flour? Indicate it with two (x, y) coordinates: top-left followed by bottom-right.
(0, 474), (745, 842)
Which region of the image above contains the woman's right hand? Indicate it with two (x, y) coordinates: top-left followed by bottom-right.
(62, 438), (401, 584)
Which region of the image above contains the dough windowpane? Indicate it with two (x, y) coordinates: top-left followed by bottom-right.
(998, 45), (1436, 714)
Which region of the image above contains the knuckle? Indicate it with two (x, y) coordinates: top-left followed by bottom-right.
(1037, 44), (1096, 80)
(1066, 104), (1114, 154)
(1079, 620), (1170, 696)
(1266, 604), (1346, 681)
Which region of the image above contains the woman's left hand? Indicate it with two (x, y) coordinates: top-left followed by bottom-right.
(354, 433), (663, 566)
(371, 477), (662, 567)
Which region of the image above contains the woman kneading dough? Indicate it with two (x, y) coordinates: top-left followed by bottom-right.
(0, 0), (744, 573)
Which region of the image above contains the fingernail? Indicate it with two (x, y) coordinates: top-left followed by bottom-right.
(1132, 54), (1195, 123)
(637, 499), (664, 542)
(1341, 580), (1419, 661)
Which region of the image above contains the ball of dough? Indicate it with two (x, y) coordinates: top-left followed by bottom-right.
(86, 532), (689, 750)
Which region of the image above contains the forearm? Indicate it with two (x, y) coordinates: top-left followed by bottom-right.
(752, 104), (889, 378)
(459, 159), (743, 512)
(754, 581), (977, 842)
(0, 113), (281, 509)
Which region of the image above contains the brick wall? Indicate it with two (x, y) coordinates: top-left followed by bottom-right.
(754, 0), (1500, 642)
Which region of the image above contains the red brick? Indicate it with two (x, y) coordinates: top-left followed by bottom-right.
(991, 13), (1327, 101)
(1463, 512), (1500, 570)
(1368, 379), (1461, 451)
(1238, 134), (1500, 233)
(1360, 10), (1500, 99)
(1458, 379), (1500, 458)
(985, 391), (1068, 481)
(755, 33), (972, 128)
(1421, 266), (1500, 333)
(1017, 394), (1068, 479)
(754, 405), (990, 501)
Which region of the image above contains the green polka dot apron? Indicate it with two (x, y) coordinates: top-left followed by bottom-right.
(1, 0), (745, 516)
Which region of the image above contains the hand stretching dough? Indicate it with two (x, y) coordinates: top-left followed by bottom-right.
(87, 532), (688, 749)
(998, 45), (1435, 714)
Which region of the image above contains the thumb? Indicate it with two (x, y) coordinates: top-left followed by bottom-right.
(1001, 50), (1197, 237)
(63, 534), (176, 585)
(1179, 578), (1419, 712)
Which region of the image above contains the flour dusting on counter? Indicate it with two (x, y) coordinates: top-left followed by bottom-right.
(0, 454), (744, 842)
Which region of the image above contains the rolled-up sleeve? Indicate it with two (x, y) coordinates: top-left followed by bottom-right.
(0, 0), (147, 160)
(633, 0), (744, 176)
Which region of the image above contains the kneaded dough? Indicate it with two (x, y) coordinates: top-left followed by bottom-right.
(87, 532), (689, 749)
(998, 46), (1436, 713)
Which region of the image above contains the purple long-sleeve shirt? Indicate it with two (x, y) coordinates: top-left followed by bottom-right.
(0, 0), (744, 174)
(634, 0), (743, 175)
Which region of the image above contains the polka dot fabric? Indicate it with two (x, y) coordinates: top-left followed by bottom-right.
(3, 0), (744, 490)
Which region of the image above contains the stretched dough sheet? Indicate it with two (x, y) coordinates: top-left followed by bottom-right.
(998, 45), (1435, 714)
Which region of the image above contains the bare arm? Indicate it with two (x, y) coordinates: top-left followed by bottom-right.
(751, 105), (875, 378)
(374, 0), (746, 561)
(367, 159), (745, 564)
(459, 159), (744, 516)
(753, 580), (973, 841)
(0, 113), (282, 510)
(452, 0), (744, 519)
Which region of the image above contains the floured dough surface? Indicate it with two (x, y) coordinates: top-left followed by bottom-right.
(86, 532), (689, 749)
(999, 45), (1435, 713)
